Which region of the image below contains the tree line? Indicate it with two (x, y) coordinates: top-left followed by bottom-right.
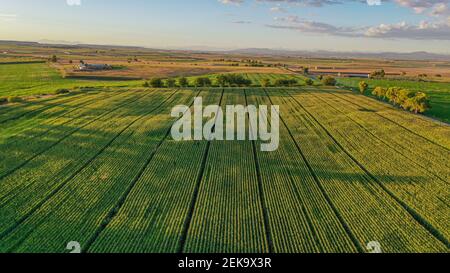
(142, 74), (319, 88)
(359, 81), (431, 114)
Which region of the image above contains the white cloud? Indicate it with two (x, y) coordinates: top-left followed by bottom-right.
(269, 14), (450, 40)
(67, 0), (82, 6)
(0, 13), (17, 22)
(219, 0), (244, 5)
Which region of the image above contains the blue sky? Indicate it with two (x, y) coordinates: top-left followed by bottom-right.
(0, 0), (449, 53)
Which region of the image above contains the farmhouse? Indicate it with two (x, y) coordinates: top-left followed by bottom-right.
(78, 63), (112, 71)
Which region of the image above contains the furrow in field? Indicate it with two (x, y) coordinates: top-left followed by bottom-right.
(183, 89), (268, 253)
(0, 90), (177, 244)
(88, 89), (223, 253)
(0, 91), (120, 144)
(0, 89), (197, 253)
(308, 90), (449, 183)
(331, 89), (450, 150)
(267, 88), (448, 252)
(0, 93), (87, 124)
(0, 91), (141, 180)
(246, 88), (358, 253)
(287, 89), (450, 244)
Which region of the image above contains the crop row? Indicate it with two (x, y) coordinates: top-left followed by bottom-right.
(0, 87), (191, 252)
(267, 88), (447, 252)
(0, 91), (144, 179)
(245, 88), (358, 253)
(286, 89), (449, 244)
(88, 88), (224, 253)
(332, 90), (450, 149)
(307, 89), (449, 182)
(0, 91), (123, 145)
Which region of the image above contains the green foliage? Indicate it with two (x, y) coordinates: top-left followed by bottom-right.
(0, 97), (6, 104)
(359, 81), (369, 94)
(370, 69), (385, 79)
(194, 77), (212, 87)
(165, 78), (177, 88)
(274, 78), (297, 87)
(305, 78), (314, 86)
(372, 87), (387, 99)
(149, 78), (164, 88)
(55, 89), (70, 95)
(302, 67), (309, 75)
(178, 77), (189, 87)
(373, 86), (431, 114)
(49, 55), (58, 63)
(142, 81), (150, 88)
(321, 76), (337, 86)
(215, 74), (252, 87)
(402, 92), (431, 114)
(337, 77), (449, 122)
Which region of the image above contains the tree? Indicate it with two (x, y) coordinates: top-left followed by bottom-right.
(215, 74), (252, 87)
(385, 87), (398, 104)
(274, 78), (297, 87)
(166, 78), (176, 88)
(261, 78), (271, 87)
(397, 89), (415, 106)
(302, 67), (309, 75)
(305, 78), (314, 86)
(359, 81), (369, 94)
(402, 92), (431, 114)
(194, 77), (212, 87)
(317, 75), (323, 81)
(216, 74), (228, 87)
(142, 81), (150, 88)
(321, 76), (336, 86)
(178, 77), (189, 87)
(150, 78), (164, 88)
(50, 55), (58, 63)
(370, 69), (385, 79)
(372, 87), (387, 99)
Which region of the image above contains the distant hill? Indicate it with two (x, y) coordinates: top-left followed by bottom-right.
(1, 40), (449, 61)
(225, 48), (450, 61)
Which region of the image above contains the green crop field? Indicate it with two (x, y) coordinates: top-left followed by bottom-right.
(0, 62), (140, 97)
(0, 86), (448, 253)
(337, 78), (450, 123)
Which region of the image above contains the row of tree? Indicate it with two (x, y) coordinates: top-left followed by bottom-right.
(143, 74), (318, 88)
(142, 75), (338, 88)
(371, 86), (431, 114)
(216, 74), (252, 87)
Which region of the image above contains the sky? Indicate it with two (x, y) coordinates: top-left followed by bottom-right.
(0, 0), (449, 53)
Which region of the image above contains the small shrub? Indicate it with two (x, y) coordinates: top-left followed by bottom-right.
(359, 81), (369, 94)
(142, 81), (150, 88)
(0, 97), (7, 104)
(55, 89), (70, 95)
(321, 76), (337, 86)
(178, 77), (189, 87)
(166, 78), (177, 88)
(150, 78), (164, 88)
(305, 78), (314, 86)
